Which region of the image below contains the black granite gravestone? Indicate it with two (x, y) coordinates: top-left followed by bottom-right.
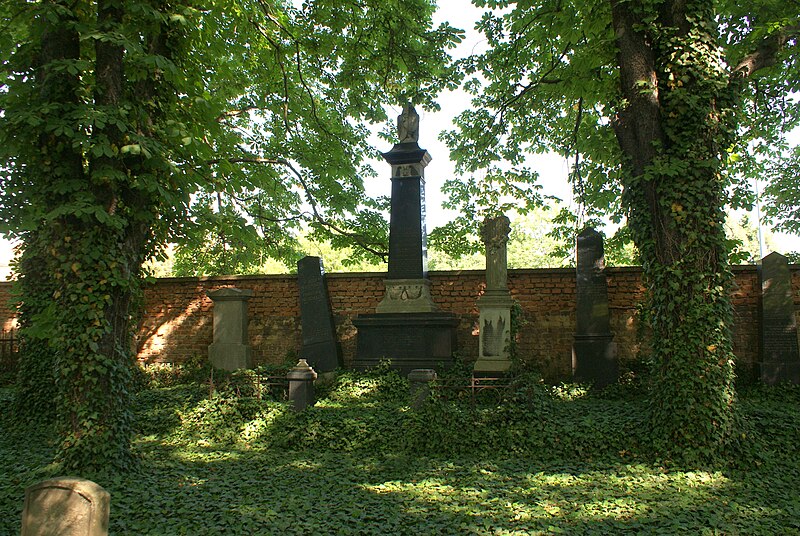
(572, 228), (618, 387)
(297, 256), (341, 373)
(353, 105), (457, 372)
(759, 252), (800, 384)
(353, 313), (459, 375)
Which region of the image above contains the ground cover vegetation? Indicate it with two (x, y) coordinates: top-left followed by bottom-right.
(0, 0), (798, 481)
(1, 367), (798, 534)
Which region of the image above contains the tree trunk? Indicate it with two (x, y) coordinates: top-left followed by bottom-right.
(610, 0), (737, 461)
(14, 0), (84, 424)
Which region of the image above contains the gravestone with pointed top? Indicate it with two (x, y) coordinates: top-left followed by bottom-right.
(759, 252), (800, 384)
(572, 228), (618, 387)
(474, 215), (514, 375)
(208, 287), (253, 371)
(297, 256), (341, 373)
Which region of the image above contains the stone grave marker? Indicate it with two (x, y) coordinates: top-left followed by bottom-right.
(21, 477), (110, 536)
(353, 104), (458, 374)
(208, 287), (253, 371)
(572, 228), (618, 387)
(759, 252), (800, 384)
(297, 256), (341, 372)
(474, 215), (514, 375)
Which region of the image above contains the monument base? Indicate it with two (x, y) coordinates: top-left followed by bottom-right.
(473, 357), (512, 376)
(376, 279), (438, 313)
(209, 343), (252, 371)
(572, 334), (618, 388)
(759, 361), (800, 385)
(353, 312), (458, 375)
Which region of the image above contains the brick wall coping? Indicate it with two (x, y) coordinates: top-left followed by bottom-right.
(0, 262), (779, 291)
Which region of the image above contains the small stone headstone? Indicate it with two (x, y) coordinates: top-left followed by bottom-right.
(572, 228), (617, 387)
(297, 256), (342, 372)
(21, 477), (109, 536)
(759, 252), (800, 384)
(207, 287), (253, 371)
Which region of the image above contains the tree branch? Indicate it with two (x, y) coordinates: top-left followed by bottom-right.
(732, 24), (800, 79)
(203, 156), (388, 260)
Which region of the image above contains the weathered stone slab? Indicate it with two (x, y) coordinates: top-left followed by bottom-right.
(297, 256), (341, 372)
(759, 252), (800, 384)
(572, 228), (618, 387)
(21, 477), (109, 536)
(208, 287), (253, 371)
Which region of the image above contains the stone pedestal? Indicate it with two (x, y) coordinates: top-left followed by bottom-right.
(408, 369), (437, 409)
(353, 313), (458, 376)
(572, 335), (618, 387)
(207, 287), (253, 371)
(759, 252), (800, 385)
(572, 228), (618, 387)
(474, 216), (514, 375)
(474, 292), (514, 375)
(287, 359), (318, 412)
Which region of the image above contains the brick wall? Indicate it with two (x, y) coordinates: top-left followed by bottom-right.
(0, 265), (794, 382)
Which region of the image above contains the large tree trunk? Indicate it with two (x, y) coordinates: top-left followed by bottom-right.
(14, 0), (84, 424)
(13, 0), (180, 472)
(610, 0), (737, 460)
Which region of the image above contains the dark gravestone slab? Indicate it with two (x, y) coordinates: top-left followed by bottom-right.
(759, 252), (800, 384)
(572, 228), (618, 387)
(298, 256), (341, 373)
(353, 313), (459, 376)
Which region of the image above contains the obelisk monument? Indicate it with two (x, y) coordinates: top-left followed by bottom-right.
(353, 104), (457, 374)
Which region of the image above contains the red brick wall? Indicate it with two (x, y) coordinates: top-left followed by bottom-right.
(0, 265), (792, 382)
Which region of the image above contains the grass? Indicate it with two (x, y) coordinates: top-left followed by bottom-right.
(0, 370), (798, 535)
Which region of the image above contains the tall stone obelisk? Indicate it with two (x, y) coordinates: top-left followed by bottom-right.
(353, 104), (458, 374)
(572, 228), (618, 387)
(376, 104), (437, 313)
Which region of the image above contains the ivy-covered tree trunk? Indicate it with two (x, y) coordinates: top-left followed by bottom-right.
(13, 0), (86, 424)
(611, 0), (738, 460)
(6, 0), (189, 473)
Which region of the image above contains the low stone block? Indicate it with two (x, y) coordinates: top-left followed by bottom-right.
(21, 477), (110, 536)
